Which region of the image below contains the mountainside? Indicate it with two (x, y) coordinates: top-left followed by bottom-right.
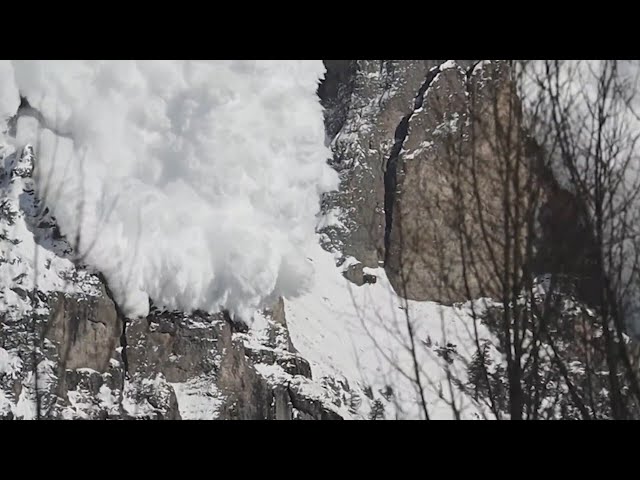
(2, 60), (636, 420)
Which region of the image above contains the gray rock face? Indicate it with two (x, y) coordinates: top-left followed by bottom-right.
(385, 61), (544, 303)
(383, 65), (468, 301)
(320, 60), (542, 304)
(319, 60), (444, 268)
(1, 287), (346, 419)
(126, 310), (220, 384)
(1, 288), (346, 419)
(46, 285), (122, 373)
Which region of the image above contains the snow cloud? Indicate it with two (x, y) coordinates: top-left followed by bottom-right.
(0, 60), (338, 320)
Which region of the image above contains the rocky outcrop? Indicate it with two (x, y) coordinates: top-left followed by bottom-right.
(46, 285), (122, 373)
(0, 284), (348, 419)
(385, 61), (534, 303)
(1, 284), (347, 419)
(319, 60), (444, 269)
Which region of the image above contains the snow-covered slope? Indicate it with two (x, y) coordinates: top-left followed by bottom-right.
(285, 241), (494, 419)
(0, 142), (102, 321)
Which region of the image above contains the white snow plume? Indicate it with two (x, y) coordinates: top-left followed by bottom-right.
(0, 60), (338, 320)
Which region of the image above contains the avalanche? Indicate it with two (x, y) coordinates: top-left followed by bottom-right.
(0, 60), (338, 320)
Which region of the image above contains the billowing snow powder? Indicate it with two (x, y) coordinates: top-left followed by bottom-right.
(0, 60), (338, 320)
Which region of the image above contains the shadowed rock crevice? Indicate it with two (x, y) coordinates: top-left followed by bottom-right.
(95, 273), (130, 374)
